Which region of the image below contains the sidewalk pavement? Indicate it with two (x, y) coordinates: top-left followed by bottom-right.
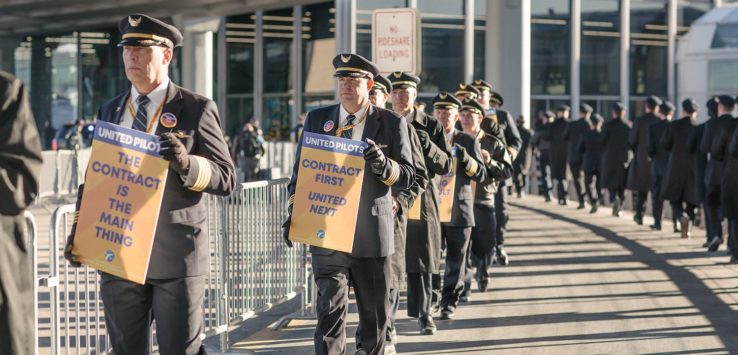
(228, 195), (738, 354)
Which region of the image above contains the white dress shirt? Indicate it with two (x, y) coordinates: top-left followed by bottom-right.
(119, 79), (170, 133)
(339, 104), (369, 141)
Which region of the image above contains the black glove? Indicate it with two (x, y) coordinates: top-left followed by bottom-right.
(491, 140), (507, 161)
(281, 216), (293, 248)
(364, 139), (387, 176)
(64, 231), (82, 268)
(454, 143), (470, 165)
(416, 129), (431, 151)
(159, 133), (190, 175)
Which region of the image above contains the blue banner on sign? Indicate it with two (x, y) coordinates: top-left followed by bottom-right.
(94, 121), (162, 157)
(302, 131), (368, 157)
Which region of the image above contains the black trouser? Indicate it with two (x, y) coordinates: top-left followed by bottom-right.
(0, 216), (33, 355)
(584, 170), (602, 206)
(728, 219), (738, 257)
(556, 178), (568, 202)
(705, 184), (723, 241)
(671, 201), (697, 221)
(466, 204), (497, 292)
(651, 174), (666, 226)
(513, 168), (527, 195)
(431, 273), (441, 310)
(312, 252), (390, 355)
(633, 191), (649, 218)
(100, 274), (206, 355)
(440, 226), (471, 312)
(538, 155), (552, 199)
(570, 162), (585, 203)
(495, 188), (508, 247)
(407, 272), (432, 318)
(608, 187), (625, 205)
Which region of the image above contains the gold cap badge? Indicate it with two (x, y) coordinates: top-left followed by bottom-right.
(128, 16), (142, 27)
(340, 54), (351, 63)
(440, 93), (448, 99)
(459, 84), (467, 89)
(392, 72), (402, 78)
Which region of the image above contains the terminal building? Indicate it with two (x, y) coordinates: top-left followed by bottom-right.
(0, 0), (733, 144)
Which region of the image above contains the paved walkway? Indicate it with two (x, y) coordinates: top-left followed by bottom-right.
(231, 195), (738, 354)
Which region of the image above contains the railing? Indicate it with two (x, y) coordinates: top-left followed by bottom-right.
(36, 178), (311, 353)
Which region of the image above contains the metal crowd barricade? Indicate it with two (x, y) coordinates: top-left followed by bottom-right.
(38, 178), (312, 353)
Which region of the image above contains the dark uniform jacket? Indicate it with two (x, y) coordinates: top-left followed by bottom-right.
(577, 125), (604, 173)
(701, 115), (731, 186)
(406, 110), (451, 274)
(288, 104), (415, 258)
(496, 109), (523, 154)
(390, 112), (429, 286)
(0, 71), (42, 355)
(627, 112), (659, 192)
(647, 119), (670, 178)
(532, 123), (551, 165)
(473, 130), (513, 205)
(73, 83), (237, 279)
(545, 118), (569, 180)
(564, 118), (590, 167)
(711, 116), (738, 219)
(601, 117), (631, 190)
(446, 129), (486, 228)
(687, 122), (707, 202)
(661, 117), (697, 204)
(513, 125), (533, 175)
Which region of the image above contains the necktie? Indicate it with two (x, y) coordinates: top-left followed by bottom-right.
(341, 114), (356, 139)
(131, 95), (150, 132)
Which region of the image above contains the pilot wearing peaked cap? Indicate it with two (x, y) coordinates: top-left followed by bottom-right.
(369, 74), (392, 108)
(63, 13), (236, 355)
(332, 52), (379, 78)
(284, 52), (415, 354)
(432, 92), (462, 110)
(389, 71), (421, 89)
(455, 83), (481, 101)
(372, 74), (392, 95)
(118, 14), (183, 48)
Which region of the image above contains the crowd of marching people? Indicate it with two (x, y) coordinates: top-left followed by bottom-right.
(530, 94), (738, 262)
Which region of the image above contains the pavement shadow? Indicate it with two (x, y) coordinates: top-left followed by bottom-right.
(510, 202), (738, 351)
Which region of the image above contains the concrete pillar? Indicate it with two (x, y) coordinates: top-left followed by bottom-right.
(464, 0), (474, 83)
(485, 0), (530, 127)
(174, 16), (220, 99)
(571, 0), (581, 117)
(293, 5), (303, 126)
(668, 0), (677, 103)
(620, 0), (630, 105)
(335, 0), (356, 54)
(255, 12), (264, 126)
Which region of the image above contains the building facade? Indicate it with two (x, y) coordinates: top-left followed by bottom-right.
(0, 0), (731, 143)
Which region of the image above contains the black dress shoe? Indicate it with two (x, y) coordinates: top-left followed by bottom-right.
(649, 224), (662, 231)
(730, 255), (738, 263)
(634, 215), (643, 225)
(478, 278), (489, 292)
(419, 315), (437, 335)
(577, 202), (586, 209)
(590, 205), (598, 214)
(707, 237), (723, 252)
(497, 248), (509, 266)
(440, 309), (455, 320)
(673, 223), (681, 233)
(702, 241), (710, 248)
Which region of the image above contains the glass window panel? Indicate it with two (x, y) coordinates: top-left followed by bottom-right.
(711, 24), (738, 48)
(226, 95), (254, 140)
(50, 34), (79, 128)
(630, 0), (668, 96)
(79, 30), (126, 121)
(677, 0), (711, 38)
(532, 0), (569, 95)
(417, 0), (464, 93)
(581, 0), (620, 95)
(263, 8), (294, 94)
(263, 95), (292, 141)
(303, 2), (336, 99)
(708, 61), (738, 91)
(226, 14), (255, 94)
